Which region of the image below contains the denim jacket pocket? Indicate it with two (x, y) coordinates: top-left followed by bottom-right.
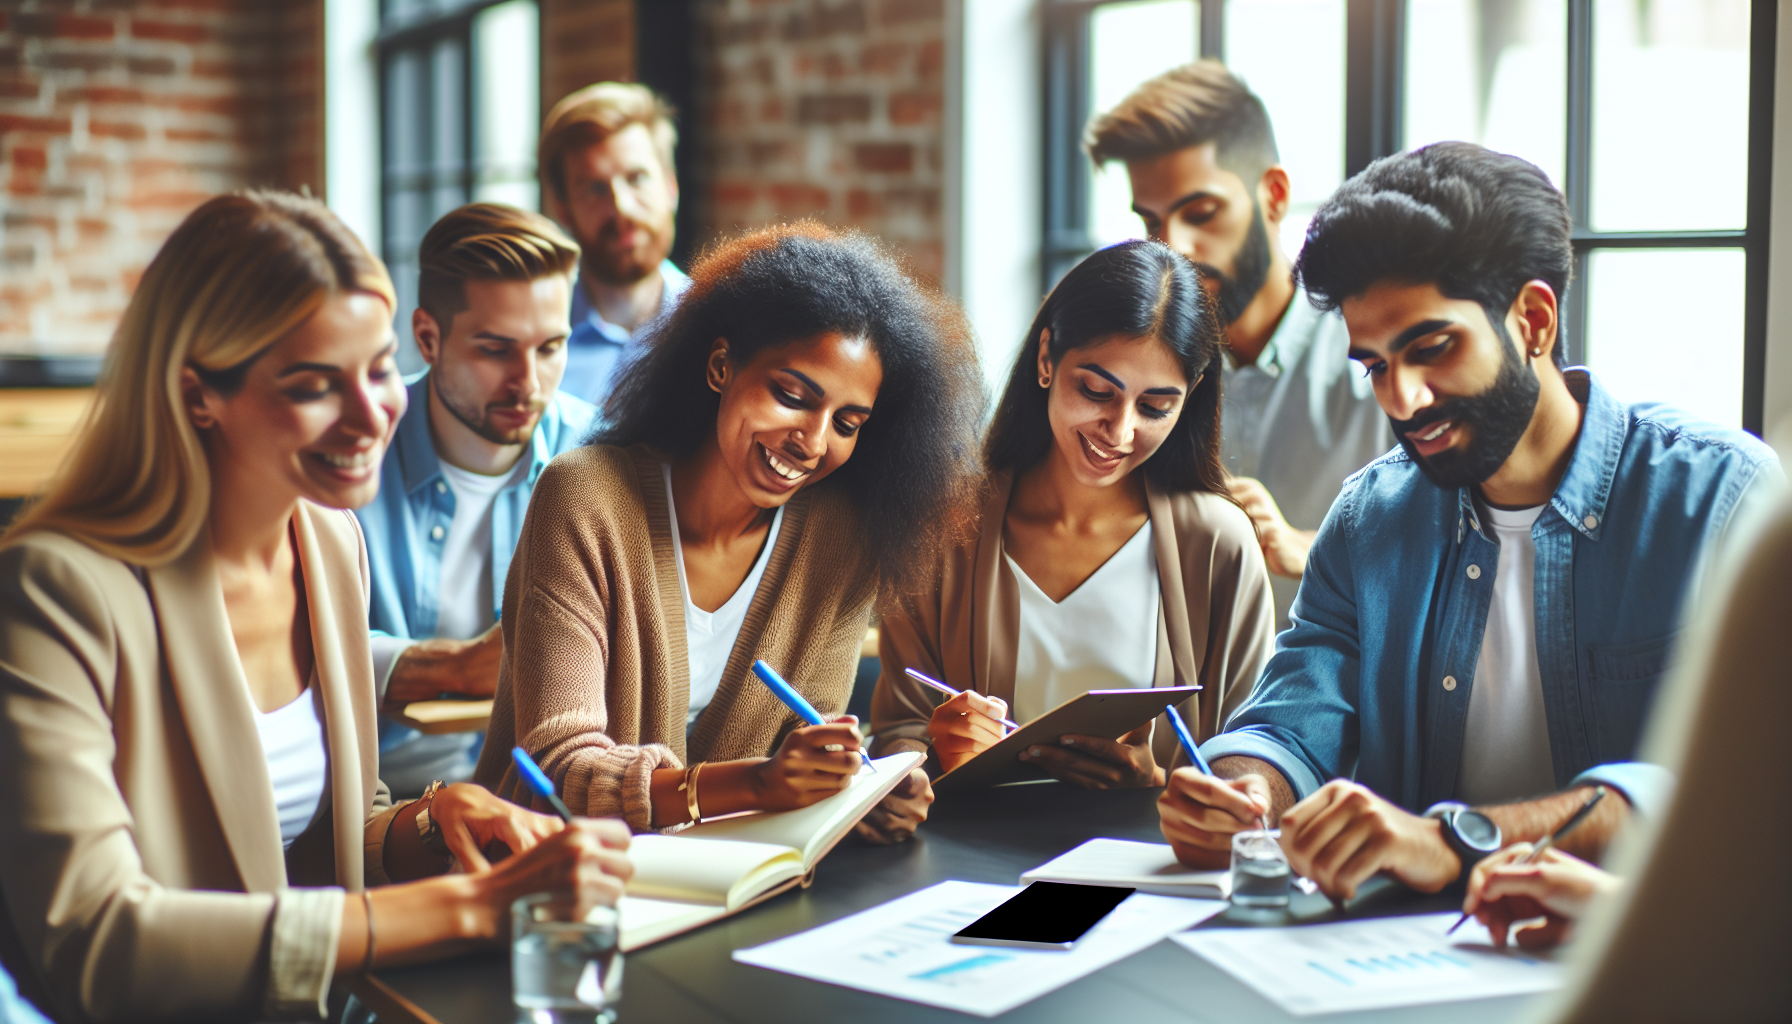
(1587, 632), (1679, 761)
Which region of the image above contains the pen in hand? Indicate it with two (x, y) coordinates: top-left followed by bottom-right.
(511, 746), (574, 823)
(752, 659), (875, 770)
(903, 667), (1020, 733)
(1447, 785), (1608, 935)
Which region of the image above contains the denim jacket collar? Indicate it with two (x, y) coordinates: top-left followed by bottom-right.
(1455, 368), (1621, 545)
(396, 373), (556, 497)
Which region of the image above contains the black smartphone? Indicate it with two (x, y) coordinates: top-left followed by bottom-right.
(949, 882), (1136, 951)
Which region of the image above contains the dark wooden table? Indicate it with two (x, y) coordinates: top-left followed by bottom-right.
(370, 783), (1547, 1024)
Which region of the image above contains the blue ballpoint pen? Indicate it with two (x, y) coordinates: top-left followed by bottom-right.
(751, 659), (875, 770)
(511, 746), (575, 822)
(1167, 706), (1271, 835)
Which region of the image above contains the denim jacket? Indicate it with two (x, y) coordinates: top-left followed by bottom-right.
(356, 373), (599, 666)
(1202, 370), (1782, 815)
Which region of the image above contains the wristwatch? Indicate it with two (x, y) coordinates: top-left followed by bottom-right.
(415, 780), (453, 860)
(1423, 801), (1502, 879)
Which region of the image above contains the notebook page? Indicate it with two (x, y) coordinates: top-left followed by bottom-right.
(625, 834), (801, 906)
(679, 751), (923, 866)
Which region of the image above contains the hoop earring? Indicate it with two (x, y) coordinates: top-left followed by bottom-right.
(1039, 375), (1051, 389)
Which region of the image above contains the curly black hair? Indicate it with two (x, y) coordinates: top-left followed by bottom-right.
(983, 240), (1229, 495)
(1294, 142), (1572, 366)
(595, 222), (986, 597)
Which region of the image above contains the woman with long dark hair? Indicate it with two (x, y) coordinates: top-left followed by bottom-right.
(872, 240), (1275, 788)
(474, 222), (983, 842)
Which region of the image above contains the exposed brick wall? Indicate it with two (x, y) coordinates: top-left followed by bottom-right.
(541, 0), (634, 111)
(0, 0), (322, 355)
(693, 0), (947, 283)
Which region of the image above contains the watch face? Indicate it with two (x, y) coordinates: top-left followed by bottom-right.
(1456, 810), (1502, 852)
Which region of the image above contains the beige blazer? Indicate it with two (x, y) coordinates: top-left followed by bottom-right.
(1536, 498), (1792, 1023)
(0, 503), (401, 1024)
(872, 470), (1277, 770)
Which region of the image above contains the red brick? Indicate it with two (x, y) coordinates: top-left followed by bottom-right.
(132, 19), (209, 43)
(91, 121), (149, 141)
(12, 13), (117, 40)
(855, 143), (914, 173)
(0, 77), (39, 99)
(889, 91), (941, 125)
(0, 114), (73, 135)
(860, 41), (910, 75)
(714, 181), (758, 206)
(881, 0), (943, 25)
(768, 182), (831, 214)
(797, 94), (871, 124)
(846, 188), (880, 218)
(70, 85), (148, 105)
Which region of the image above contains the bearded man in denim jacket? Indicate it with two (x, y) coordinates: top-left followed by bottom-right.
(1158, 143), (1781, 902)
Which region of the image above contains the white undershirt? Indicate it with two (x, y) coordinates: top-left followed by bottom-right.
(1457, 504), (1557, 805)
(664, 465), (784, 727)
(254, 686), (328, 848)
(1007, 520), (1160, 724)
(435, 460), (523, 641)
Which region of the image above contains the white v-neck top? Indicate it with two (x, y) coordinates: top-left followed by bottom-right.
(1006, 520), (1160, 723)
(664, 465), (784, 727)
(253, 686), (327, 848)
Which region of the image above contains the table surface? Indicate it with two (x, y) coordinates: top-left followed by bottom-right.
(375, 783), (1548, 1024)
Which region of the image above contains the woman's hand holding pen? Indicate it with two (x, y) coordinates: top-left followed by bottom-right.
(1019, 723), (1161, 789)
(928, 690), (1011, 772)
(1463, 844), (1620, 950)
(749, 717), (866, 810)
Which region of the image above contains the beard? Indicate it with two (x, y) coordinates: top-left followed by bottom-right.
(1191, 199), (1273, 324)
(434, 372), (546, 447)
(1390, 331), (1542, 490)
(578, 212), (675, 286)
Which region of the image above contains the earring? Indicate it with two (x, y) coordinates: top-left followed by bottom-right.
(1529, 347), (1542, 357)
(1039, 375), (1051, 389)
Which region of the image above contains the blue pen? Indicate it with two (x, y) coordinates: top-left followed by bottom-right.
(1166, 709), (1269, 833)
(511, 746), (575, 822)
(751, 659), (875, 770)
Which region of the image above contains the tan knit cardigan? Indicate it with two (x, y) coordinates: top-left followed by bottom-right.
(474, 444), (878, 830)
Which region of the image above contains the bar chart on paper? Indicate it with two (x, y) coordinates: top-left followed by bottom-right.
(735, 880), (1225, 1017)
(1173, 912), (1563, 1015)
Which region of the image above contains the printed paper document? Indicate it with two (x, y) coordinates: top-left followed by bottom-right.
(1173, 912), (1563, 1016)
(733, 880), (1225, 1017)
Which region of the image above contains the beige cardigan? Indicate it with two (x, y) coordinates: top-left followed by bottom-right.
(473, 444), (879, 830)
(0, 503), (400, 1024)
(872, 471), (1276, 769)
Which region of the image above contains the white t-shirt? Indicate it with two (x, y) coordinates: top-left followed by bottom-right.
(1456, 504), (1557, 805)
(435, 460), (523, 641)
(664, 465), (784, 727)
(254, 686), (328, 848)
(1007, 521), (1160, 724)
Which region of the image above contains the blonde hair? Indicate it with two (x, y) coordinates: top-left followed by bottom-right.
(1, 191), (395, 565)
(418, 202), (581, 335)
(538, 81), (677, 202)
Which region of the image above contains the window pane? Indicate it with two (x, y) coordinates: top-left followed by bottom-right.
(1583, 248), (1743, 427)
(1088, 0), (1199, 248)
(429, 37), (467, 220)
(1590, 0), (1748, 231)
(1404, 0), (1567, 187)
(474, 0), (539, 210)
(1227, 0), (1345, 257)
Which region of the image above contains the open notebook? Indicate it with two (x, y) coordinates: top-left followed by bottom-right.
(615, 750), (923, 950)
(1020, 838), (1231, 899)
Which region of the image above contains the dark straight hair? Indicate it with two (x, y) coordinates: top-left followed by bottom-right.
(984, 240), (1228, 495)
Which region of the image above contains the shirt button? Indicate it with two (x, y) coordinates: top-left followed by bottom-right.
(431, 525), (445, 541)
(436, 481), (448, 494)
(1583, 514), (1598, 530)
(1442, 675), (1458, 691)
(1466, 564), (1482, 580)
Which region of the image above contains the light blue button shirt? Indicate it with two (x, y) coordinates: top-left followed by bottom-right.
(1221, 292), (1395, 627)
(355, 373), (599, 791)
(561, 260), (691, 410)
(1204, 369), (1782, 816)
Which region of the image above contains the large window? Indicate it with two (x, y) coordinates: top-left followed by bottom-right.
(1047, 0), (1775, 432)
(378, 0), (540, 368)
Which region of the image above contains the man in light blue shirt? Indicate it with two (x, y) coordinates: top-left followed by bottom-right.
(357, 204), (597, 796)
(1158, 144), (1780, 902)
(539, 82), (692, 410)
(1088, 62), (1393, 626)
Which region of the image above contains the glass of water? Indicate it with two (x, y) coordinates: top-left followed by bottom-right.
(1230, 829), (1291, 908)
(512, 895), (621, 1024)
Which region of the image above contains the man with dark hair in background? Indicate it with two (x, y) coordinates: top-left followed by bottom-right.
(1157, 143), (1780, 901)
(1088, 61), (1392, 626)
(357, 203), (598, 794)
(538, 82), (690, 409)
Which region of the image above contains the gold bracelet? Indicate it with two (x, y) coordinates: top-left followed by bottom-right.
(678, 762), (706, 825)
(360, 889), (376, 976)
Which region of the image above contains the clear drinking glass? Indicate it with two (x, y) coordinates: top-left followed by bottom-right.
(1230, 829), (1291, 908)
(512, 896), (621, 1024)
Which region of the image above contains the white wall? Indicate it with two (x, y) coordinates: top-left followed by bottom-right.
(945, 0), (1043, 398)
(324, 0), (382, 255)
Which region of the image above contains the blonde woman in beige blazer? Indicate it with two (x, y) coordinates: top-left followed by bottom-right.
(0, 192), (630, 1024)
(873, 241), (1276, 789)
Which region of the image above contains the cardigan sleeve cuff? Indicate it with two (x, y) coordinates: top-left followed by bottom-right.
(1199, 732), (1326, 800)
(1570, 762), (1674, 818)
(564, 743), (681, 831)
(264, 886), (345, 1020)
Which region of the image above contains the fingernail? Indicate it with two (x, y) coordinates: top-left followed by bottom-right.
(1060, 736), (1075, 746)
